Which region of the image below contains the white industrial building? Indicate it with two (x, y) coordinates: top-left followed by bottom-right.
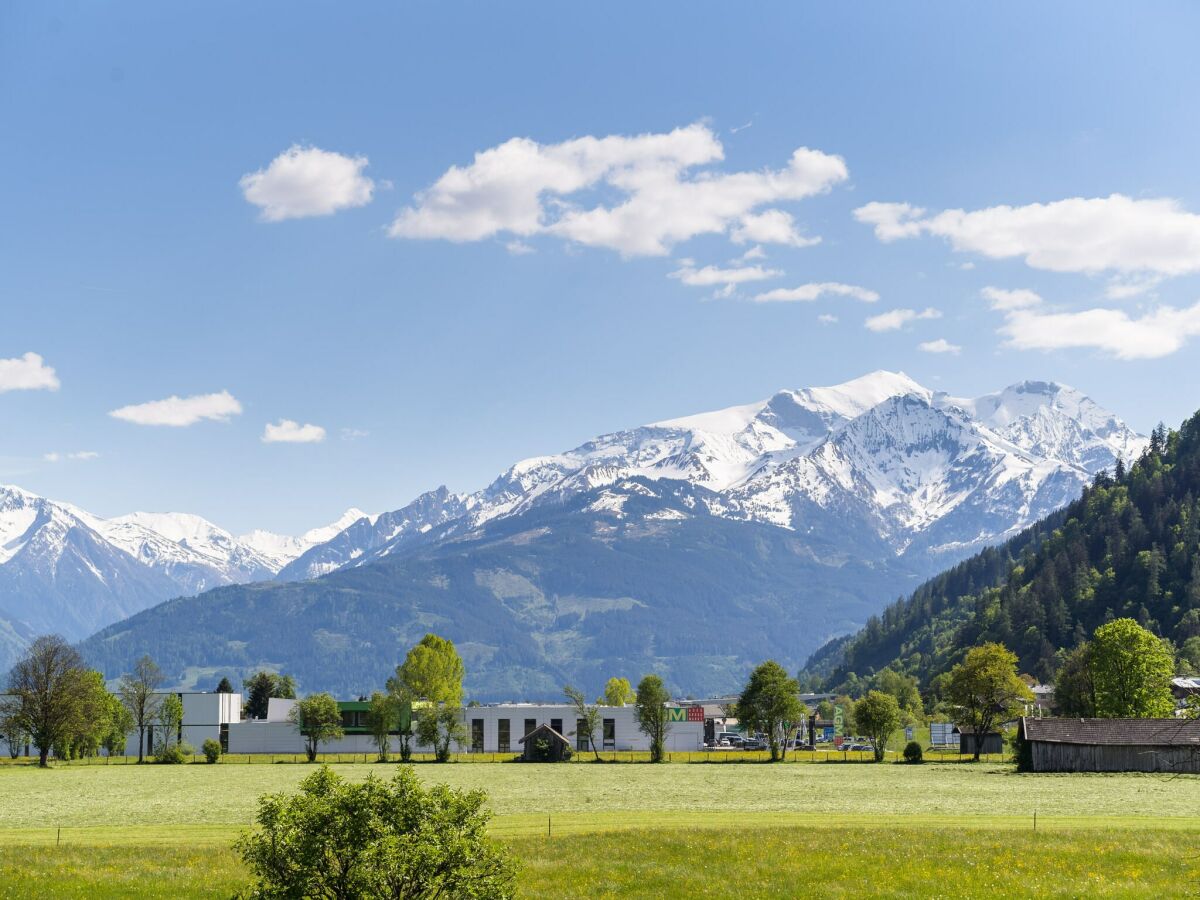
(2, 692), (705, 758)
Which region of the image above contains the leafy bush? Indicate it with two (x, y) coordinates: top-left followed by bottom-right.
(202, 739), (222, 764)
(154, 742), (193, 764)
(902, 741), (923, 764)
(235, 765), (516, 899)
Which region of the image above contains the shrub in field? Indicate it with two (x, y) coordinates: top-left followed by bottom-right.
(903, 741), (923, 764)
(202, 739), (222, 764)
(155, 742), (193, 764)
(235, 765), (516, 899)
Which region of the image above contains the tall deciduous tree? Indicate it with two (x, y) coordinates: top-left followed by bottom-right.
(1053, 643), (1096, 717)
(289, 693), (345, 762)
(4, 635), (93, 767)
(156, 693), (184, 756)
(603, 677), (635, 707)
(736, 661), (805, 761)
(1090, 618), (1175, 717)
(634, 674), (671, 763)
(118, 654), (164, 763)
(944, 643), (1032, 761)
(365, 691), (397, 762)
(394, 634), (465, 762)
(564, 685), (600, 760)
(853, 691), (902, 762)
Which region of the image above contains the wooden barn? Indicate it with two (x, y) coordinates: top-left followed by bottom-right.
(954, 726), (1003, 756)
(1018, 717), (1200, 773)
(517, 723), (573, 762)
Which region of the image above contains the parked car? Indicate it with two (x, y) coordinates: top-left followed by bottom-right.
(741, 737), (767, 751)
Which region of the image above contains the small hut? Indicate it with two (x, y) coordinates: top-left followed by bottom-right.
(1018, 717), (1200, 773)
(518, 723), (573, 762)
(954, 725), (1004, 756)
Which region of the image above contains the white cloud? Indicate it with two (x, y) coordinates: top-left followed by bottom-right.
(981, 286), (1043, 311)
(0, 352), (60, 393)
(340, 427), (369, 441)
(670, 263), (782, 294)
(109, 390), (242, 427)
(504, 240), (535, 255)
(44, 450), (98, 463)
(240, 145), (374, 222)
(855, 194), (1200, 277)
(752, 282), (879, 304)
(739, 245), (767, 261)
(730, 209), (820, 248)
(817, 313), (839, 325)
(389, 123), (847, 256)
(998, 301), (1200, 360)
(262, 419), (327, 444)
(864, 307), (942, 332)
(918, 338), (961, 355)
(1104, 274), (1163, 300)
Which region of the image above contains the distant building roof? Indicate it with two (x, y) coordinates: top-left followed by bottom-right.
(517, 723), (571, 746)
(1022, 718), (1200, 746)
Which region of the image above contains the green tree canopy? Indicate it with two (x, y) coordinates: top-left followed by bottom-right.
(396, 634), (465, 706)
(215, 676), (234, 694)
(1053, 643), (1096, 718)
(736, 660), (805, 761)
(244, 672), (296, 720)
(944, 643), (1032, 761)
(634, 674), (671, 763)
(235, 765), (516, 898)
(289, 693), (345, 762)
(117, 654), (164, 763)
(1090, 618), (1175, 717)
(564, 685), (600, 760)
(3, 635), (95, 767)
(602, 677), (635, 707)
(365, 691), (397, 762)
(853, 690), (902, 762)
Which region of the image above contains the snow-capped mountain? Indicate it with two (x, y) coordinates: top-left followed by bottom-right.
(241, 508), (376, 571)
(281, 372), (1145, 581)
(0, 487), (365, 659)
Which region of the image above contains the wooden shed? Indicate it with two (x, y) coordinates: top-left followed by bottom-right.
(954, 726), (1004, 756)
(1018, 717), (1200, 773)
(517, 723), (573, 762)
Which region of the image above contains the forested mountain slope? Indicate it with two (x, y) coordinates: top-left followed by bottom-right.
(811, 418), (1200, 687)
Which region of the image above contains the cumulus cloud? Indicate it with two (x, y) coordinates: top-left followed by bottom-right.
(44, 450), (98, 463)
(388, 123), (847, 256)
(109, 391), (242, 427)
(855, 194), (1200, 277)
(0, 352), (60, 393)
(864, 307), (942, 332)
(262, 419), (327, 444)
(998, 302), (1200, 360)
(918, 338), (961, 355)
(240, 145), (375, 221)
(730, 209), (820, 248)
(752, 282), (878, 304)
(504, 240), (535, 255)
(670, 263), (782, 288)
(817, 313), (839, 325)
(981, 286), (1043, 311)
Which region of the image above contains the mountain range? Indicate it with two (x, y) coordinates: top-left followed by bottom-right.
(56, 371), (1147, 698)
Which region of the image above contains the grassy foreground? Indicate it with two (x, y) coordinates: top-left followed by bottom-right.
(0, 762), (1197, 896)
(0, 825), (1192, 898)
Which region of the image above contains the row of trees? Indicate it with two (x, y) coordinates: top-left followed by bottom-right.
(0, 637), (191, 767)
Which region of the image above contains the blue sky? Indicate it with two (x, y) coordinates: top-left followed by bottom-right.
(3, 2), (1200, 534)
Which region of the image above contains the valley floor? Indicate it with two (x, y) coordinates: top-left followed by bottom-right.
(0, 761), (1196, 897)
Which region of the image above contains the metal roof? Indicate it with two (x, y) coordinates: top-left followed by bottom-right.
(1022, 717), (1200, 746)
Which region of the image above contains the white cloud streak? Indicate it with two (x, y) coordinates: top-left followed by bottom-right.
(0, 352), (60, 393)
(855, 194), (1200, 277)
(918, 338), (961, 355)
(109, 391), (242, 427)
(389, 123), (847, 256)
(864, 307), (942, 332)
(752, 282), (879, 304)
(730, 209), (820, 248)
(44, 451), (98, 463)
(981, 286), (1043, 311)
(241, 145), (375, 221)
(262, 419), (327, 444)
(998, 301), (1200, 360)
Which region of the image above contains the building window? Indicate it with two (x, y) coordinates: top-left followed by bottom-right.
(471, 719), (484, 753)
(576, 718), (590, 752)
(524, 718), (537, 737)
(551, 718), (563, 735)
(498, 719), (510, 753)
(603, 718), (616, 749)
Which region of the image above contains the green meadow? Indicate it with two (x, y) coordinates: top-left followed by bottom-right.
(0, 761), (1196, 896)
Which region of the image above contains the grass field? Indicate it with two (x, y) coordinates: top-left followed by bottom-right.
(0, 761), (1197, 896)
